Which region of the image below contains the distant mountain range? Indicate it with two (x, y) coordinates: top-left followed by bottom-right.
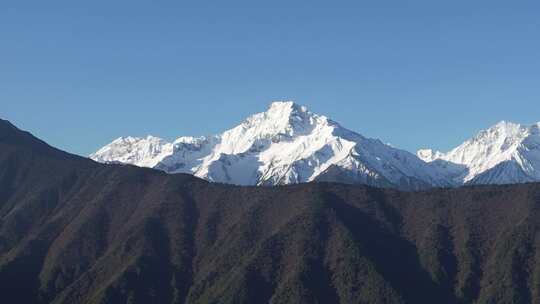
(4, 117), (540, 303)
(91, 101), (540, 190)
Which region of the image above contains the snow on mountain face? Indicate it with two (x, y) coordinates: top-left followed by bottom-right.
(91, 101), (450, 190)
(418, 121), (540, 185)
(91, 136), (173, 168)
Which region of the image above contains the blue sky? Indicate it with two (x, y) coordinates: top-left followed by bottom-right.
(1, 1), (539, 156)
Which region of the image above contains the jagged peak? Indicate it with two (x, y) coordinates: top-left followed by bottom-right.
(111, 135), (165, 144)
(490, 120), (521, 131)
(214, 101), (334, 155)
(466, 121), (525, 146)
(231, 101), (332, 139)
(262, 101), (312, 124)
(267, 100), (307, 113)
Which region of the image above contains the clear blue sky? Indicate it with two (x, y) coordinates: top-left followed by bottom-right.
(2, 1), (539, 156)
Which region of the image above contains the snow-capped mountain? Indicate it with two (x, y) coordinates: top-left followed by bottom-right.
(91, 101), (450, 190)
(92, 105), (540, 189)
(418, 121), (540, 185)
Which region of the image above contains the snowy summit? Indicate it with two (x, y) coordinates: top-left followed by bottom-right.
(91, 102), (540, 189)
(91, 101), (450, 190)
(418, 121), (540, 185)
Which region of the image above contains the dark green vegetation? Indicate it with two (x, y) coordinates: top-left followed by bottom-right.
(2, 118), (540, 304)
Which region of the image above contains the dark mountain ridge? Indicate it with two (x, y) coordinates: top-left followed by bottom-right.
(1, 119), (540, 303)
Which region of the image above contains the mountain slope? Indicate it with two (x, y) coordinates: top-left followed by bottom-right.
(91, 101), (450, 190)
(4, 118), (540, 303)
(418, 121), (540, 185)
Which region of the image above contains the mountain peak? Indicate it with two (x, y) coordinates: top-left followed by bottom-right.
(263, 101), (311, 127)
(231, 101), (326, 142)
(90, 102), (449, 189)
(267, 100), (306, 112)
(470, 121), (526, 148)
(489, 120), (521, 132)
(419, 120), (540, 184)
